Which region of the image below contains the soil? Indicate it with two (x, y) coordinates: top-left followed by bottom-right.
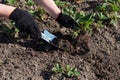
(0, 0), (120, 80)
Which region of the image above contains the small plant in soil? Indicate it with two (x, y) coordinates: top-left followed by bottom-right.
(51, 63), (80, 77)
(63, 7), (94, 37)
(36, 8), (47, 20)
(64, 64), (80, 77)
(63, 0), (120, 38)
(0, 21), (19, 39)
(4, 0), (17, 5)
(54, 0), (70, 8)
(25, 0), (35, 6)
(73, 12), (94, 37)
(93, 0), (120, 27)
(52, 63), (64, 73)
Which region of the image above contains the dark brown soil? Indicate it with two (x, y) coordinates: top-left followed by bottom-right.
(0, 0), (120, 80)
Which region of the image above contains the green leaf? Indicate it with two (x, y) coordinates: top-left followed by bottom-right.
(110, 19), (118, 27)
(109, 2), (120, 12)
(28, 10), (35, 15)
(74, 11), (85, 21)
(15, 28), (19, 33)
(51, 63), (63, 73)
(7, 0), (17, 5)
(115, 12), (120, 18)
(67, 71), (74, 77)
(74, 71), (80, 76)
(25, 0), (35, 6)
(97, 12), (108, 20)
(65, 65), (71, 72)
(51, 67), (57, 72)
(81, 13), (93, 21)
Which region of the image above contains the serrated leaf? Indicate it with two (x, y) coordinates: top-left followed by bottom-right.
(65, 65), (71, 72)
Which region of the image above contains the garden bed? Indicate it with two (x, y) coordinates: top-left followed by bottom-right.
(0, 0), (120, 80)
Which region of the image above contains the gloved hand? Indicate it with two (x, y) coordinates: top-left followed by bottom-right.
(9, 8), (41, 37)
(56, 12), (78, 29)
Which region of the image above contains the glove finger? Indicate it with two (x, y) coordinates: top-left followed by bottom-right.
(56, 13), (78, 29)
(25, 21), (40, 37)
(31, 20), (41, 38)
(29, 26), (41, 39)
(16, 22), (31, 33)
(32, 20), (40, 33)
(33, 25), (41, 38)
(27, 24), (35, 34)
(15, 22), (24, 32)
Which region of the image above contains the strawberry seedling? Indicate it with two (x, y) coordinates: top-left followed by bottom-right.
(4, 0), (17, 5)
(51, 64), (80, 77)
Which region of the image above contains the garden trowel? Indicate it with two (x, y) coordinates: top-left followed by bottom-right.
(40, 30), (65, 51)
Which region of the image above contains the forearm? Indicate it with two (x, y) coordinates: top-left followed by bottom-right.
(33, 0), (61, 19)
(0, 3), (16, 18)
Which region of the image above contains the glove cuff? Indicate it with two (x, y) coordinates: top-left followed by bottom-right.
(56, 12), (64, 25)
(56, 12), (78, 29)
(9, 8), (26, 21)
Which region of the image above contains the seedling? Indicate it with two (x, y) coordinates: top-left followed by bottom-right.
(65, 65), (80, 77)
(37, 8), (47, 20)
(54, 0), (70, 8)
(0, 21), (19, 40)
(73, 12), (94, 38)
(62, 7), (77, 16)
(25, 0), (47, 20)
(51, 63), (64, 73)
(94, 0), (120, 27)
(109, 12), (120, 27)
(63, 6), (94, 38)
(51, 64), (80, 77)
(25, 0), (35, 6)
(75, 12), (94, 33)
(4, 0), (17, 5)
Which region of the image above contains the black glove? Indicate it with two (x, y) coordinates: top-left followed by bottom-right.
(9, 8), (41, 37)
(56, 12), (78, 29)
